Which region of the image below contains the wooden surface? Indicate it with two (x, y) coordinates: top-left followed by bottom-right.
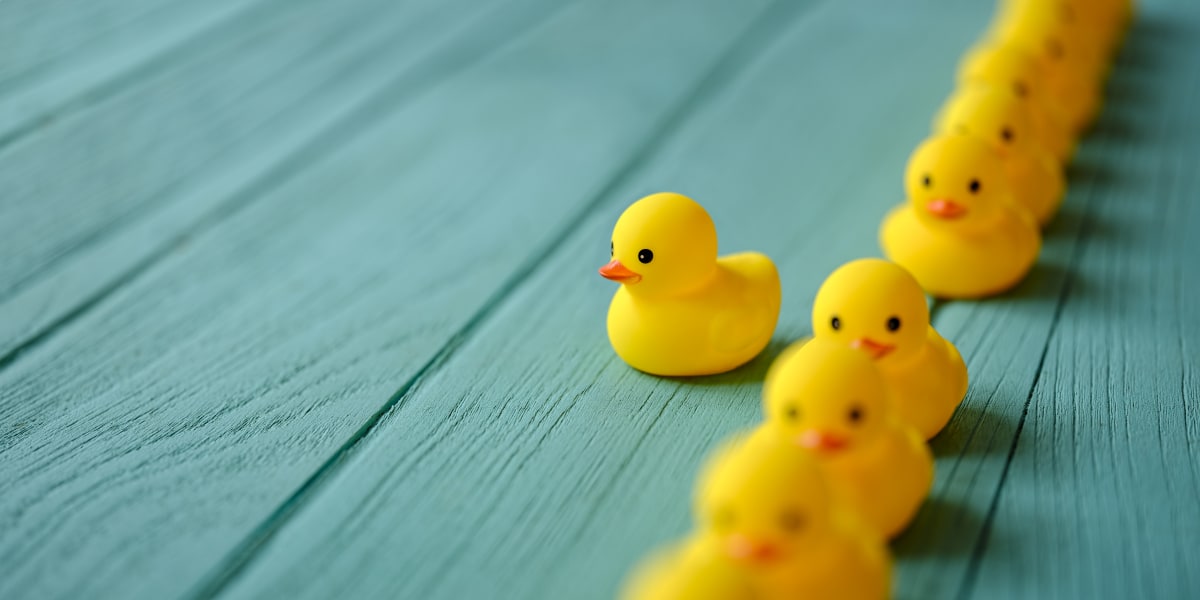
(1, 1), (1196, 598)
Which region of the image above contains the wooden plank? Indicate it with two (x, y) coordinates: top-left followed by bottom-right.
(961, 7), (1200, 596)
(0, 0), (534, 361)
(0, 1), (775, 597)
(0, 1), (206, 87)
(0, 0), (267, 146)
(894, 1), (1200, 597)
(211, 2), (1003, 599)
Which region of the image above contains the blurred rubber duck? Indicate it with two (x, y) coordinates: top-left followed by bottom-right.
(958, 43), (1075, 162)
(880, 134), (1041, 298)
(992, 5), (1104, 131)
(936, 84), (1065, 225)
(621, 539), (756, 600)
(600, 192), (781, 376)
(694, 429), (890, 600)
(761, 339), (933, 536)
(810, 259), (968, 440)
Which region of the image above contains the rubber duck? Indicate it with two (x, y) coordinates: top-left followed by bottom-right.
(993, 6), (1104, 131)
(809, 259), (968, 440)
(694, 430), (890, 600)
(935, 84), (1065, 225)
(600, 192), (781, 376)
(621, 539), (756, 600)
(880, 134), (1041, 298)
(761, 339), (933, 536)
(958, 43), (1075, 162)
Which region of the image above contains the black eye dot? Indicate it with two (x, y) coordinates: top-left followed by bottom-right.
(969, 179), (981, 194)
(1001, 127), (1014, 143)
(1047, 39), (1064, 59)
(830, 316), (841, 331)
(637, 249), (653, 264)
(1013, 81), (1029, 98)
(610, 241), (614, 257)
(779, 509), (806, 533)
(886, 316), (901, 332)
(784, 405), (801, 421)
(922, 174), (932, 188)
(847, 405), (865, 424)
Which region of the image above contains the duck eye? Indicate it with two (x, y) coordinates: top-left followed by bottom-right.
(886, 316), (901, 332)
(1013, 81), (1029, 97)
(610, 241), (614, 257)
(847, 405), (865, 424)
(830, 316), (841, 331)
(637, 249), (653, 264)
(1047, 39), (1064, 59)
(779, 509), (806, 533)
(784, 405), (801, 421)
(1001, 127), (1014, 143)
(922, 174), (932, 188)
(968, 179), (981, 194)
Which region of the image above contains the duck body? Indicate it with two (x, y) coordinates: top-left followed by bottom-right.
(880, 328), (969, 439)
(606, 251), (781, 376)
(750, 527), (890, 600)
(880, 202), (1040, 298)
(881, 134), (1042, 299)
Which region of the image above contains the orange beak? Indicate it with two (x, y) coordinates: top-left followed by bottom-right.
(926, 198), (968, 219)
(598, 259), (641, 284)
(797, 429), (849, 453)
(727, 535), (781, 564)
(850, 337), (895, 360)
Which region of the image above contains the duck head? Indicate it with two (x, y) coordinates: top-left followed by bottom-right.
(695, 430), (835, 567)
(811, 258), (930, 366)
(762, 340), (891, 455)
(600, 192), (718, 298)
(905, 133), (1012, 233)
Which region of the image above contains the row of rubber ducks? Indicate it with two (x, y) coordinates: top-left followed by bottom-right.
(597, 0), (1132, 598)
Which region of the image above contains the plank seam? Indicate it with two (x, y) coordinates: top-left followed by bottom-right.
(0, 0), (567, 376)
(954, 174), (1098, 600)
(0, 0), (285, 153)
(182, 0), (826, 596)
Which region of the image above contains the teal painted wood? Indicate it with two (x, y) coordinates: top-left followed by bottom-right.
(0, 0), (778, 597)
(212, 2), (1015, 599)
(0, 0), (266, 146)
(964, 6), (1200, 596)
(894, 2), (1200, 597)
(0, 0), (540, 362)
(0, 1), (221, 88)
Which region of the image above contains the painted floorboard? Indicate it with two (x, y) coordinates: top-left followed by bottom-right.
(0, 1), (774, 597)
(213, 2), (1006, 599)
(963, 6), (1200, 596)
(894, 1), (1200, 598)
(0, 1), (210, 90)
(0, 0), (268, 147)
(0, 0), (536, 362)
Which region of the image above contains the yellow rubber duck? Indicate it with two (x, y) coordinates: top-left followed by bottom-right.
(693, 429), (891, 600)
(880, 134), (1041, 298)
(935, 84), (1065, 225)
(761, 339), (934, 537)
(958, 43), (1075, 162)
(600, 192), (781, 376)
(993, 7), (1104, 131)
(810, 259), (968, 440)
(621, 539), (755, 600)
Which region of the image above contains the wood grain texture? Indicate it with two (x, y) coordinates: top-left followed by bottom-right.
(0, 0), (778, 597)
(894, 1), (1200, 598)
(213, 2), (1008, 599)
(0, 0), (533, 361)
(965, 5), (1200, 595)
(0, 0), (267, 146)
